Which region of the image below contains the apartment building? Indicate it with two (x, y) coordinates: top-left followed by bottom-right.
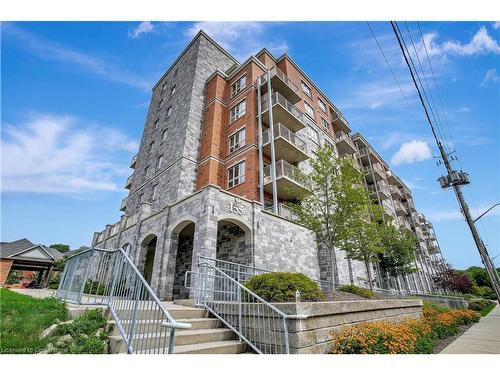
(92, 30), (444, 299)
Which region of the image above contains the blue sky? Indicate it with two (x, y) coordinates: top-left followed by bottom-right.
(1, 21), (499, 269)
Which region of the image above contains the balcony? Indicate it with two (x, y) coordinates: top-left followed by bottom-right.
(415, 226), (425, 239)
(130, 154), (137, 169)
(331, 106), (350, 134)
(398, 217), (413, 233)
(404, 200), (417, 213)
(363, 163), (386, 181)
(261, 92), (306, 132)
(394, 200), (408, 216)
(381, 200), (394, 218)
(426, 240), (440, 254)
(334, 131), (357, 155)
(125, 175), (133, 189)
(390, 185), (404, 200)
(264, 202), (298, 221)
(263, 160), (310, 200)
(262, 123), (309, 164)
(367, 181), (390, 200)
(260, 66), (301, 104)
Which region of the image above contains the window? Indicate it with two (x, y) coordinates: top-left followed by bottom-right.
(138, 193), (144, 204)
(174, 68), (178, 77)
(308, 125), (320, 144)
(231, 75), (246, 97)
(144, 166), (150, 178)
(161, 82), (167, 92)
(162, 129), (168, 142)
(170, 85), (176, 97)
(157, 99), (163, 111)
(228, 161), (245, 188)
(153, 118), (159, 129)
(148, 141), (154, 153)
(322, 118), (330, 132)
(157, 154), (163, 169)
(230, 100), (246, 123)
(229, 128), (246, 153)
(304, 102), (315, 118)
(318, 98), (327, 113)
(301, 81), (312, 97)
(166, 106), (172, 118)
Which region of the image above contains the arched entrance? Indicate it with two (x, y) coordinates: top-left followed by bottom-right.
(216, 219), (252, 266)
(140, 235), (157, 285)
(172, 221), (196, 300)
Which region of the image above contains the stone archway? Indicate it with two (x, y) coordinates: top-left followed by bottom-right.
(140, 234), (157, 285)
(216, 218), (252, 266)
(172, 222), (196, 299)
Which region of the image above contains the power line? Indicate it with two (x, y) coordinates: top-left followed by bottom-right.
(366, 22), (420, 127)
(403, 22), (451, 156)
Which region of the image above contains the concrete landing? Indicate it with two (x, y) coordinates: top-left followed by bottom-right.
(440, 303), (500, 354)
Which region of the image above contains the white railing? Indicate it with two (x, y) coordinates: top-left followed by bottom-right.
(261, 92), (305, 126)
(56, 247), (191, 354)
(262, 123), (307, 153)
(263, 159), (305, 186)
(260, 66), (300, 97)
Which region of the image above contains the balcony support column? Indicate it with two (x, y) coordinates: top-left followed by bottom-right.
(266, 69), (278, 214)
(256, 76), (265, 208)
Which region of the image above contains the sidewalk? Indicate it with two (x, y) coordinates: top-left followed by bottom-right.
(440, 303), (500, 354)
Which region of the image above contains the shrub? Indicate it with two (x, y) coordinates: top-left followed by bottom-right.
(338, 284), (375, 299)
(56, 309), (105, 337)
(83, 280), (106, 295)
(468, 299), (491, 311)
(472, 285), (496, 300)
(244, 272), (325, 302)
(330, 305), (480, 354)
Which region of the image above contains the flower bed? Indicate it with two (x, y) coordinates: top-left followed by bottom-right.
(330, 304), (479, 354)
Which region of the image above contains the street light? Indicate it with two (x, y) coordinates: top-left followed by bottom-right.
(473, 202), (500, 223)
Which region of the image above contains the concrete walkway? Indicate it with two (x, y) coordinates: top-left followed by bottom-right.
(441, 303), (500, 354)
(9, 288), (56, 299)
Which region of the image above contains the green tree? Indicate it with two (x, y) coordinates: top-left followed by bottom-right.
(342, 205), (385, 291)
(49, 243), (70, 253)
(291, 145), (374, 287)
(379, 221), (417, 286)
(465, 266), (491, 288)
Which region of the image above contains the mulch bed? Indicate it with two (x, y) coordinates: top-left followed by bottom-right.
(434, 323), (474, 353)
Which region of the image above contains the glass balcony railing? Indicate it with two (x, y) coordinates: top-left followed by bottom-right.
(263, 159), (309, 200)
(263, 122), (307, 154)
(261, 91), (306, 131)
(260, 66), (301, 99)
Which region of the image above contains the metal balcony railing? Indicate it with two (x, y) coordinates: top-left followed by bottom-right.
(260, 66), (300, 97)
(263, 159), (305, 186)
(261, 92), (305, 128)
(125, 175), (133, 189)
(367, 181), (390, 198)
(262, 123), (307, 153)
(331, 106), (350, 130)
(358, 147), (369, 157)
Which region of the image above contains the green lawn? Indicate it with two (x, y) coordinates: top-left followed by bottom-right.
(0, 288), (68, 354)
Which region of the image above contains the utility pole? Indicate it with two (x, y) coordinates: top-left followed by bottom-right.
(391, 21), (500, 303)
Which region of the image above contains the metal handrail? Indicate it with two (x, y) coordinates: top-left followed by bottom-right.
(56, 247), (190, 354)
(195, 261), (306, 354)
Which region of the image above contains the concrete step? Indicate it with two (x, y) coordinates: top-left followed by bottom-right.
(107, 317), (220, 335)
(134, 340), (247, 354)
(109, 328), (235, 353)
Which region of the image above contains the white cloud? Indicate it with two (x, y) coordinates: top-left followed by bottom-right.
(493, 22), (500, 30)
(1, 114), (138, 194)
(186, 22), (288, 61)
(128, 22), (155, 39)
(3, 23), (152, 92)
(480, 68), (499, 86)
(419, 27), (500, 57)
(391, 140), (432, 165)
